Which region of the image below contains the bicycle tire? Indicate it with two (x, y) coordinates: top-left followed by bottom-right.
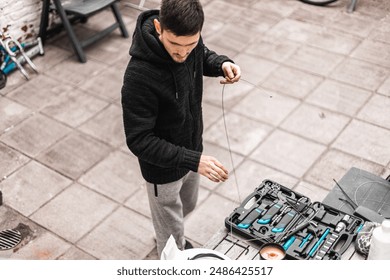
(298, 0), (339, 6)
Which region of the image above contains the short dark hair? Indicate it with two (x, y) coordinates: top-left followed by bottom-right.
(159, 0), (204, 36)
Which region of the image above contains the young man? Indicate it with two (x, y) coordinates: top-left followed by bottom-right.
(121, 0), (241, 257)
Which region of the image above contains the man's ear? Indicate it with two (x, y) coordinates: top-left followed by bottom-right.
(153, 19), (161, 35)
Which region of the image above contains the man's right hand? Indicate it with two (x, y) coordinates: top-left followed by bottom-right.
(198, 155), (229, 182)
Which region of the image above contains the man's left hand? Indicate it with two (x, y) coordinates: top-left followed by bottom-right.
(221, 62), (241, 84)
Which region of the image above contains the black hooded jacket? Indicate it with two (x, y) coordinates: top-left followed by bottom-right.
(121, 10), (232, 184)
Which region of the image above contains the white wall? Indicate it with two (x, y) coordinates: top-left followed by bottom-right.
(0, 0), (42, 41)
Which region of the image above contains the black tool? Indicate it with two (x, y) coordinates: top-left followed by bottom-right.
(272, 209), (296, 233)
(258, 203), (282, 224)
(280, 203), (322, 242)
(237, 208), (264, 229)
(333, 179), (384, 223)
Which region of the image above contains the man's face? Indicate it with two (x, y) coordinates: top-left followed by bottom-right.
(154, 19), (200, 63)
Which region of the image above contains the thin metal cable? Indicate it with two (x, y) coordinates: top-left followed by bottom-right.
(221, 83), (242, 203)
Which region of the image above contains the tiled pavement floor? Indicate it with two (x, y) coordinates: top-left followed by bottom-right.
(0, 0), (390, 259)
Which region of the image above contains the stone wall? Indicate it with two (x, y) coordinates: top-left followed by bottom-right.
(0, 0), (42, 41)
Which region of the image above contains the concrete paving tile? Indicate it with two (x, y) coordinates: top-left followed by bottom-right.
(7, 75), (74, 111)
(306, 80), (372, 116)
(0, 96), (31, 134)
(293, 181), (329, 203)
(41, 87), (108, 128)
(266, 18), (322, 44)
(37, 132), (111, 179)
(285, 45), (344, 76)
(244, 36), (300, 63)
(204, 42), (239, 63)
(250, 130), (326, 178)
(330, 58), (388, 91)
(202, 18), (225, 40)
(0, 160), (72, 216)
(0, 72), (28, 96)
(378, 76), (390, 96)
(79, 151), (143, 203)
(261, 66), (323, 99)
(280, 103), (350, 145)
(369, 16), (390, 44)
(357, 94), (390, 130)
(0, 206), (38, 259)
(382, 169), (390, 180)
(200, 141), (244, 191)
(328, 12), (377, 38)
(0, 142), (29, 180)
(232, 53), (279, 85)
(203, 76), (253, 109)
(232, 88), (300, 126)
(58, 246), (96, 260)
(253, 0), (298, 18)
(78, 104), (124, 147)
(231, 8), (280, 34)
(208, 23), (255, 53)
(288, 5), (339, 26)
(79, 67), (124, 103)
(222, 0), (258, 7)
(124, 187), (152, 218)
(77, 207), (155, 259)
(185, 194), (236, 244)
(307, 28), (362, 55)
(332, 120), (390, 166)
(0, 114), (71, 157)
(355, 0), (390, 20)
(122, 0), (160, 11)
(84, 35), (132, 66)
(33, 45), (71, 73)
(144, 247), (158, 260)
(204, 112), (273, 156)
(9, 231), (72, 260)
(31, 183), (117, 243)
(45, 58), (106, 86)
(352, 40), (390, 68)
(216, 159), (299, 203)
(305, 149), (384, 190)
(203, 0), (243, 21)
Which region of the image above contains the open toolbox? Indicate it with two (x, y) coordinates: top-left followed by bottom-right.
(225, 179), (364, 260)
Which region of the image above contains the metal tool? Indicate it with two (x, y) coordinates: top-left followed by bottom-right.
(272, 209), (296, 233)
(333, 179), (384, 222)
(308, 228), (330, 257)
(257, 203), (282, 224)
(0, 32), (39, 79)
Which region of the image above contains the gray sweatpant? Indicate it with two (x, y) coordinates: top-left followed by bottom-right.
(145, 171), (199, 257)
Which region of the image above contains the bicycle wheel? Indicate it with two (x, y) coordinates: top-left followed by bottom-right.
(298, 0), (339, 6)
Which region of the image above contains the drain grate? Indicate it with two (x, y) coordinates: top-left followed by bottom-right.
(0, 229), (22, 250)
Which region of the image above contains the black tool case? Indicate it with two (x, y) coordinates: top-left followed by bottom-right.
(225, 179), (364, 260)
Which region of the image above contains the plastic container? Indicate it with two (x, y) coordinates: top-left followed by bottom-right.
(367, 219), (390, 260)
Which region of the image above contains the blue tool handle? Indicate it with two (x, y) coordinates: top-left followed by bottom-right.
(271, 210), (296, 233)
(299, 233), (312, 248)
(283, 236), (296, 251)
(237, 208), (263, 229)
(308, 228), (330, 257)
(258, 203), (281, 224)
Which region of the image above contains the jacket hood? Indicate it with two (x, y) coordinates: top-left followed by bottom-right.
(130, 10), (172, 64)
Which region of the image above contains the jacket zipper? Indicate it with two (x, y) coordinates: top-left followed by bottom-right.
(185, 61), (196, 146)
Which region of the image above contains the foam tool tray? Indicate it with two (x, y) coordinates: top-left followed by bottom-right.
(225, 179), (364, 260)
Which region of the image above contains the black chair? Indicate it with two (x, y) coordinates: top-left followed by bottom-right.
(39, 0), (129, 63)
